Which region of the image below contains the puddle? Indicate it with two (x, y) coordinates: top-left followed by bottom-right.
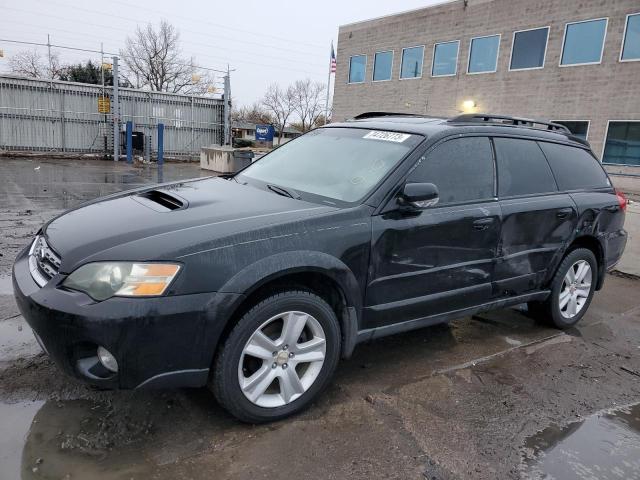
(524, 403), (640, 479)
(0, 315), (40, 362)
(0, 401), (45, 480)
(0, 275), (13, 295)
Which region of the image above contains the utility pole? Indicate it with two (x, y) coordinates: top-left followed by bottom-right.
(223, 66), (231, 146)
(112, 56), (120, 161)
(47, 34), (52, 78)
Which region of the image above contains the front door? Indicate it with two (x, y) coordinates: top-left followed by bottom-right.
(365, 136), (501, 329)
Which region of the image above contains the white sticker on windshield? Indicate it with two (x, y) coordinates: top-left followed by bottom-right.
(363, 131), (411, 143)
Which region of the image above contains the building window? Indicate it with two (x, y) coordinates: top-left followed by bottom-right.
(348, 55), (366, 83)
(468, 34), (500, 74)
(560, 18), (608, 66)
(621, 13), (640, 61)
(400, 46), (424, 79)
(373, 51), (393, 81)
(432, 40), (459, 76)
(552, 120), (589, 141)
(510, 27), (549, 70)
(603, 121), (640, 166)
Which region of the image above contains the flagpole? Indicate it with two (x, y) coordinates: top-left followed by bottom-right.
(325, 42), (332, 124)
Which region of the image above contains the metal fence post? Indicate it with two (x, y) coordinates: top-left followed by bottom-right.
(112, 56), (120, 161)
(158, 123), (164, 165)
(126, 120), (133, 163)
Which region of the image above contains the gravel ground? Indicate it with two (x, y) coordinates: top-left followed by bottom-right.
(1, 157), (639, 480)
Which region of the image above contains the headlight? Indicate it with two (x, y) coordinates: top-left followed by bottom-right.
(63, 262), (181, 301)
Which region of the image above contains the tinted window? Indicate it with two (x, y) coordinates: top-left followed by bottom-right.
(400, 46), (424, 79)
(348, 55), (366, 83)
(373, 51), (393, 81)
(552, 121), (589, 140)
(538, 142), (610, 190)
(468, 35), (500, 73)
(432, 41), (459, 76)
(494, 138), (557, 197)
(622, 14), (640, 61)
(510, 27), (549, 70)
(409, 137), (494, 204)
(561, 19), (607, 65)
(603, 122), (640, 166)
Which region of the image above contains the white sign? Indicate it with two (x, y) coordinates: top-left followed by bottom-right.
(363, 130), (411, 142)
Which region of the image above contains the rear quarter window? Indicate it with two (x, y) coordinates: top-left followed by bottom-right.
(538, 142), (611, 191)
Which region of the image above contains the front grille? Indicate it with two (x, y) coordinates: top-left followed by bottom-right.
(29, 236), (62, 287)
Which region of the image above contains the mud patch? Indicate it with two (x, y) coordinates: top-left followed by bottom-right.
(522, 403), (640, 479)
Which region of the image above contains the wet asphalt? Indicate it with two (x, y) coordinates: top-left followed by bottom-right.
(0, 157), (639, 480)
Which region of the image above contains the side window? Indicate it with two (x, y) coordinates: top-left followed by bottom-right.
(538, 142), (610, 190)
(409, 137), (494, 205)
(494, 138), (557, 197)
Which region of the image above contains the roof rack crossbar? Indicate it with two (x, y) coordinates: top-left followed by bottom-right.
(448, 114), (571, 134)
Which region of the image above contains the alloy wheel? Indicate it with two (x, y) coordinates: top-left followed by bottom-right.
(559, 260), (592, 319)
(238, 311), (326, 408)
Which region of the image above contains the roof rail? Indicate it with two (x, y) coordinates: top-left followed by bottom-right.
(350, 111), (425, 120)
(448, 114), (571, 134)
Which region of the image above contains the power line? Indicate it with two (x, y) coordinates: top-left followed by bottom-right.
(5, 6), (323, 58)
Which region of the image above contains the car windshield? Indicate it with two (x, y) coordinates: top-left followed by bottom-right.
(237, 127), (422, 204)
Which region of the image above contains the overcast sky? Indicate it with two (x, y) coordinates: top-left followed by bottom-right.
(0, 0), (444, 105)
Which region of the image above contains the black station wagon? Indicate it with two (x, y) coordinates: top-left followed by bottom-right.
(13, 113), (628, 422)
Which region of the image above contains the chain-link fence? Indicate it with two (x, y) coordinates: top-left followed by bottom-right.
(0, 74), (226, 159)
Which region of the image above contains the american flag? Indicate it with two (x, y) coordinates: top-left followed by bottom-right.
(330, 44), (337, 73)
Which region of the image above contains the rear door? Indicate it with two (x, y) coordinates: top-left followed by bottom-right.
(365, 136), (501, 329)
(493, 137), (578, 296)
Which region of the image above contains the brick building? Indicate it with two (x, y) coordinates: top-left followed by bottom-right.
(332, 0), (640, 172)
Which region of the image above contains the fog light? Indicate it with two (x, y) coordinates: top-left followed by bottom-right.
(97, 346), (118, 373)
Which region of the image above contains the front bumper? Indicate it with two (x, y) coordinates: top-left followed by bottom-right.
(12, 246), (242, 389)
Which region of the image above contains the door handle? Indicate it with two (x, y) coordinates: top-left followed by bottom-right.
(473, 218), (494, 230)
(556, 208), (573, 219)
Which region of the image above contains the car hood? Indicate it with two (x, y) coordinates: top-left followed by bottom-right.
(44, 177), (335, 272)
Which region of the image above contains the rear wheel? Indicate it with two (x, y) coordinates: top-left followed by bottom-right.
(528, 248), (597, 329)
(211, 290), (340, 423)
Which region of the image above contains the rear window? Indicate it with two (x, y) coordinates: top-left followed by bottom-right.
(538, 142), (611, 191)
(493, 138), (557, 197)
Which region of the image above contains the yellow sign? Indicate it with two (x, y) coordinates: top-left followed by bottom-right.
(102, 62), (112, 71)
(98, 96), (111, 113)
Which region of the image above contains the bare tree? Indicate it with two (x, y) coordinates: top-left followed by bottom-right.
(120, 20), (213, 95)
(262, 84), (296, 143)
(232, 102), (275, 125)
(291, 79), (326, 132)
(9, 49), (63, 79)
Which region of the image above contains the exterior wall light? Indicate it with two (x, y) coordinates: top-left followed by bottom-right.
(462, 100), (476, 112)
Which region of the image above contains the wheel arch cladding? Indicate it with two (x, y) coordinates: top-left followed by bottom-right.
(215, 251), (362, 360)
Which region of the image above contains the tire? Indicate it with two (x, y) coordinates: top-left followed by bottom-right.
(211, 290), (341, 423)
(528, 248), (597, 329)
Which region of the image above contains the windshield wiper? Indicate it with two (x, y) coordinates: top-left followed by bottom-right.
(267, 184), (300, 199)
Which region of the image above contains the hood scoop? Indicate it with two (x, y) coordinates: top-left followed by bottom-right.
(131, 189), (187, 212)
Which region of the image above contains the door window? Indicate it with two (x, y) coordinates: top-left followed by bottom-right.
(494, 137), (557, 197)
(409, 137), (494, 205)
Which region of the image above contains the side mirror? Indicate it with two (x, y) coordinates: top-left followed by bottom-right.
(398, 182), (439, 209)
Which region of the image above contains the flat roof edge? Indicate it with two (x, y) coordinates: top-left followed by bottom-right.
(339, 0), (461, 29)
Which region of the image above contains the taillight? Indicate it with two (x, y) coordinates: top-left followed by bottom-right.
(615, 189), (627, 213)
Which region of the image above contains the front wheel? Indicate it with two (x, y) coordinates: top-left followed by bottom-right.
(528, 248), (597, 329)
(211, 290), (341, 423)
